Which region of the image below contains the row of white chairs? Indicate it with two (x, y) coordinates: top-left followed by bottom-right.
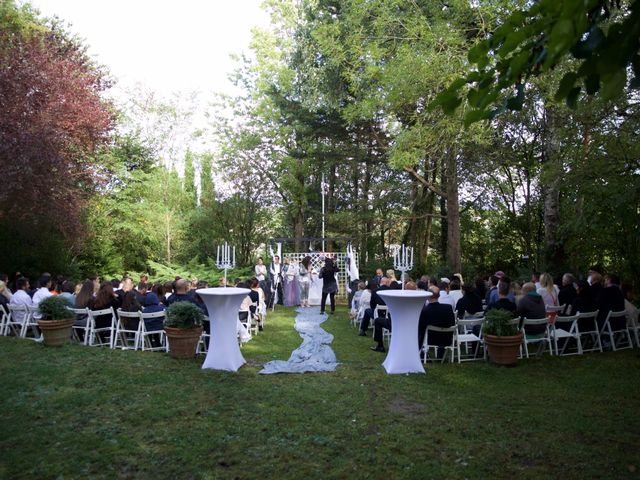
(423, 309), (638, 364)
(1, 302), (268, 355)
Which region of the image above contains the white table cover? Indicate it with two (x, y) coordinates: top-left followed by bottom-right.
(197, 287), (250, 372)
(377, 290), (431, 374)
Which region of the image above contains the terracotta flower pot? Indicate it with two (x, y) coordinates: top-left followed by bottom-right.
(37, 318), (75, 347)
(164, 326), (203, 359)
(484, 332), (524, 366)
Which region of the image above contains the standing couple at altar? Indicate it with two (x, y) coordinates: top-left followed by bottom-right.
(255, 254), (337, 309)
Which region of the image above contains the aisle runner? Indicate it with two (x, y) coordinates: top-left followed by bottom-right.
(259, 307), (338, 374)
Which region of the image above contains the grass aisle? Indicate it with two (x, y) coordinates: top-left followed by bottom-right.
(1, 306), (639, 479)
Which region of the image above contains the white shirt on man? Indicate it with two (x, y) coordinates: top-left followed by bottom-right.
(32, 287), (52, 305)
(10, 289), (33, 322)
(439, 291), (457, 312)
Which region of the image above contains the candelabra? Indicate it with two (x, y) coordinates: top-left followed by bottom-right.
(216, 242), (236, 287)
(394, 244), (414, 290)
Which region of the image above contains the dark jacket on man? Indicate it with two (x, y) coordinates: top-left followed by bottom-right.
(517, 292), (546, 335)
(418, 302), (456, 349)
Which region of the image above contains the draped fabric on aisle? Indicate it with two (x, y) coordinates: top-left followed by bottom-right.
(259, 307), (338, 374)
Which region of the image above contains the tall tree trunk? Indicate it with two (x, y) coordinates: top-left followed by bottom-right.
(165, 211), (172, 263)
(445, 151), (461, 272)
(363, 152), (374, 264)
(542, 106), (563, 269)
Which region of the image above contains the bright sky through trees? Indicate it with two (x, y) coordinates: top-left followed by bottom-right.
(28, 0), (270, 99)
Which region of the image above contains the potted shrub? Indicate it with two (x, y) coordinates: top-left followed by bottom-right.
(164, 302), (204, 359)
(37, 296), (75, 347)
(483, 308), (524, 366)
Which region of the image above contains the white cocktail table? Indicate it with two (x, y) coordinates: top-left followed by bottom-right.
(197, 287), (250, 372)
(376, 290), (431, 374)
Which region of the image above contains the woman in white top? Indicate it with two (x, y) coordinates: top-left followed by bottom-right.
(537, 272), (559, 307)
(254, 257), (267, 282)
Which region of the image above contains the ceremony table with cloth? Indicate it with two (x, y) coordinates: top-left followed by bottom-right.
(376, 290), (431, 374)
(197, 287), (250, 372)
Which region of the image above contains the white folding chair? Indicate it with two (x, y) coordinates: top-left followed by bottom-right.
(629, 310), (640, 348)
(87, 307), (116, 347)
(422, 324), (457, 363)
(114, 309), (142, 350)
(374, 304), (390, 339)
(6, 304), (29, 337)
(551, 315), (582, 356)
(576, 310), (602, 353)
(238, 309), (254, 339)
(457, 317), (484, 362)
(139, 311), (166, 351)
(67, 307), (90, 344)
(0, 304), (9, 336)
(521, 317), (554, 358)
(197, 329), (211, 354)
(23, 304), (42, 339)
(546, 304), (565, 323)
(600, 310), (633, 351)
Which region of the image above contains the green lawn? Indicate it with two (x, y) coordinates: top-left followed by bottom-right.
(1, 306), (639, 479)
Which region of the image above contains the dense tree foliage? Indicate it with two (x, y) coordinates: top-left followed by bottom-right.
(2, 0), (638, 289)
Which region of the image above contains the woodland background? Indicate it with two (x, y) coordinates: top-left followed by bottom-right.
(1, 0), (638, 284)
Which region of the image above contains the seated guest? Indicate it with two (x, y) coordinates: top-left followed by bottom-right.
(89, 281), (121, 342)
(142, 292), (166, 347)
(517, 282), (546, 335)
(121, 291), (142, 312)
(75, 281), (95, 309)
(438, 281), (456, 312)
(455, 284), (483, 319)
(474, 276), (488, 301)
(0, 280), (11, 311)
(487, 280), (517, 314)
(119, 291), (142, 332)
(386, 269), (400, 289)
(162, 281), (174, 304)
(570, 280), (599, 333)
(448, 278), (463, 306)
(115, 277), (134, 305)
(151, 283), (165, 301)
(72, 280), (95, 337)
(418, 286), (456, 359)
(558, 273), (577, 314)
(58, 280), (77, 307)
(166, 279), (197, 306)
(135, 282), (149, 307)
(597, 274), (625, 330)
(589, 271), (604, 303)
(359, 277), (390, 336)
(537, 272), (559, 308)
(32, 275), (53, 319)
(485, 275), (500, 305)
(32, 274), (53, 304)
(9, 277), (32, 324)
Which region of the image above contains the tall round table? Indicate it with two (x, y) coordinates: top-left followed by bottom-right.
(197, 287), (250, 372)
(376, 290), (431, 374)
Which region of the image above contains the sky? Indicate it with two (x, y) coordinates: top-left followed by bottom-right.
(28, 0), (271, 100)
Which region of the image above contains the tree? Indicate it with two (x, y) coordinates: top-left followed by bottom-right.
(433, 0), (640, 124)
(0, 1), (113, 275)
